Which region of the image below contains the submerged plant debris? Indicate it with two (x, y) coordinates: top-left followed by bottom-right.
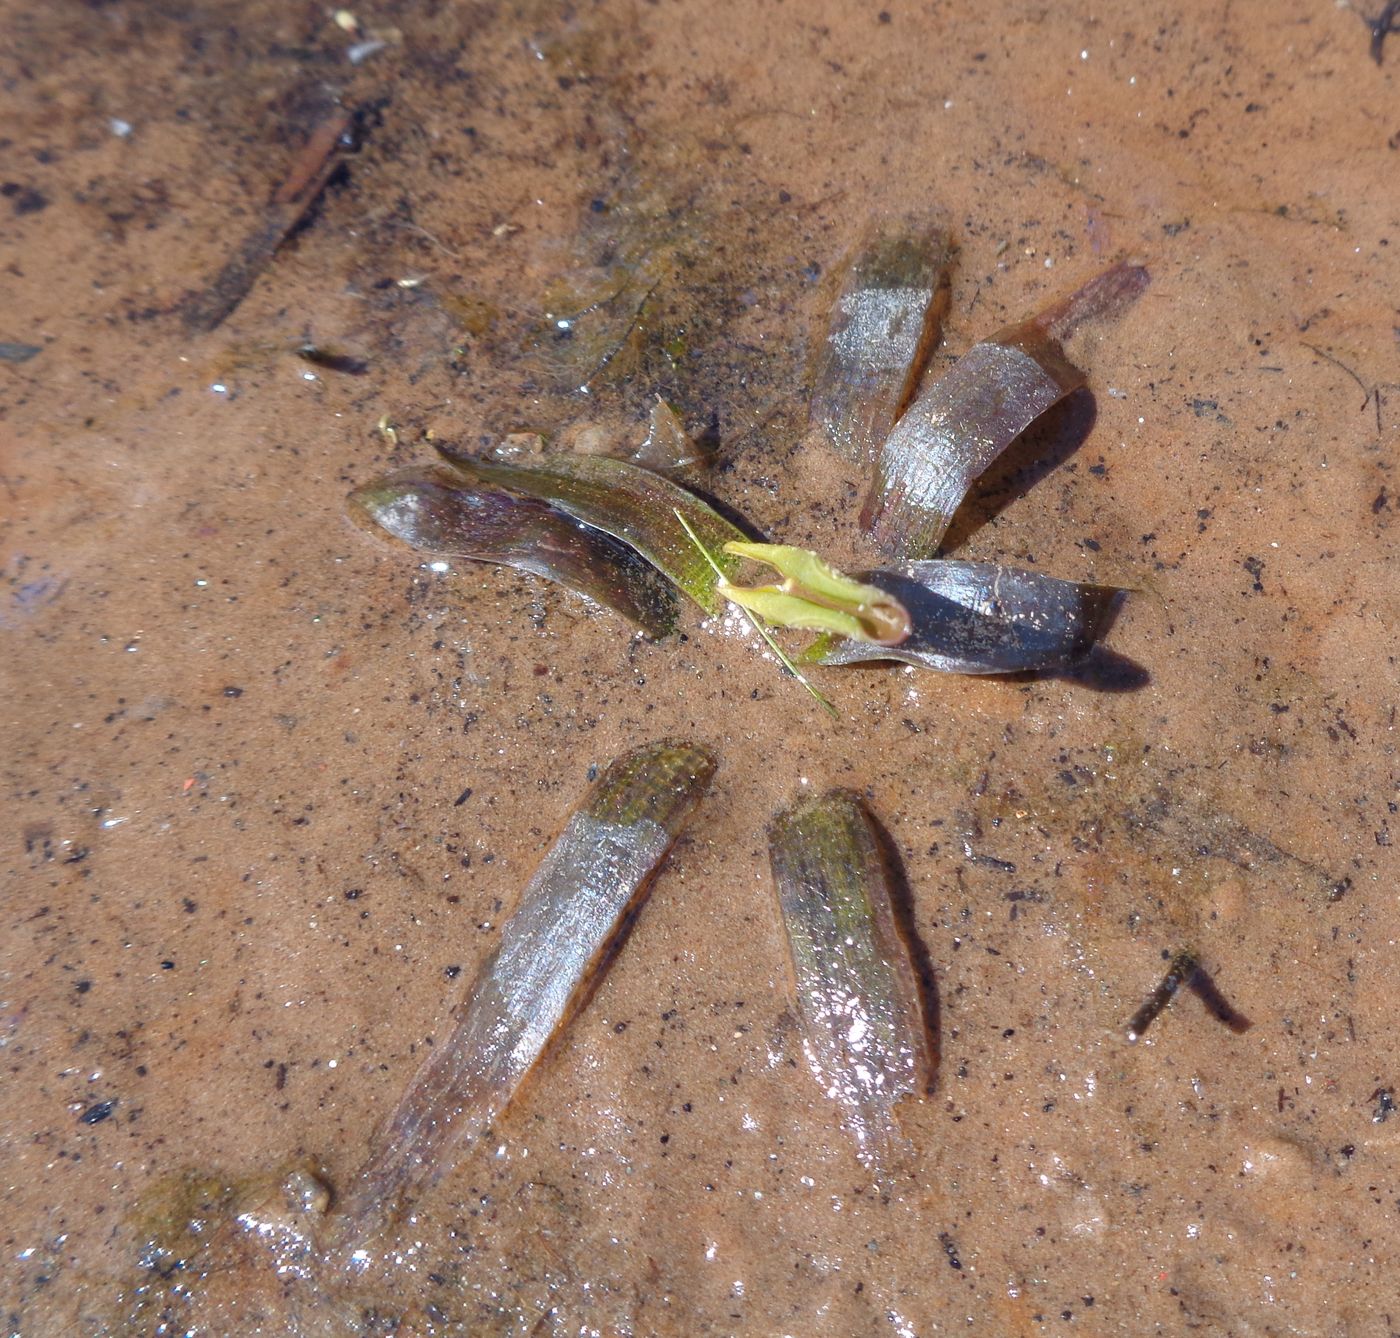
(430, 447), (749, 613)
(351, 245), (1142, 689)
(349, 464), (679, 637)
(808, 212), (955, 466)
(336, 740), (716, 1245)
(182, 102), (357, 333)
(767, 789), (936, 1179)
(861, 261), (1150, 558)
(812, 560), (1125, 674)
(1125, 950), (1251, 1042)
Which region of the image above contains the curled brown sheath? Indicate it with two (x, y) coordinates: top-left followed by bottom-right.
(861, 261), (1149, 558)
(337, 741), (716, 1246)
(768, 790), (935, 1180)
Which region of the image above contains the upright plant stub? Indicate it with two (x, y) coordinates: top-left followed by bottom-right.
(767, 790), (935, 1179)
(339, 740), (717, 1244)
(809, 214), (955, 467)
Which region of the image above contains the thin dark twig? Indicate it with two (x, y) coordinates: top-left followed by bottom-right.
(182, 105), (355, 333)
(1125, 949), (1197, 1042)
(1124, 948), (1252, 1042)
(1187, 964), (1252, 1034)
(1362, 0), (1400, 63)
(1300, 341), (1386, 432)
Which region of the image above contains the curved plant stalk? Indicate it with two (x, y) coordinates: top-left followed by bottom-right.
(434, 446), (747, 613)
(349, 466), (679, 637)
(810, 560), (1125, 674)
(809, 213), (956, 466)
(768, 790), (935, 1180)
(861, 261), (1150, 558)
(336, 741), (716, 1251)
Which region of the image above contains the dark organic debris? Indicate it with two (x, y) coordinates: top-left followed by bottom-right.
(1125, 950), (1251, 1042)
(183, 104), (356, 333)
(296, 343), (369, 375)
(1362, 0), (1400, 63)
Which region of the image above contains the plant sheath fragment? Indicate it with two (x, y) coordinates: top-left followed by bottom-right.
(809, 213), (956, 467)
(337, 740), (716, 1243)
(768, 790), (935, 1178)
(349, 465), (679, 637)
(434, 448), (748, 613)
(861, 261), (1149, 558)
(183, 104), (355, 333)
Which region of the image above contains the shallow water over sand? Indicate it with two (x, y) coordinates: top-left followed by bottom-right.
(3, 1), (1397, 1332)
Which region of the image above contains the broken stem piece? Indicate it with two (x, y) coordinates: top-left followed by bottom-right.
(1125, 949), (1199, 1042)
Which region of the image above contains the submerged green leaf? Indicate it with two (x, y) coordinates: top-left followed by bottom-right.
(349, 466), (678, 638)
(435, 448), (746, 614)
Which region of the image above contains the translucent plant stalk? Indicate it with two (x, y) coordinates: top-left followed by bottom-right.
(861, 261), (1150, 558)
(336, 740), (716, 1249)
(768, 789), (936, 1181)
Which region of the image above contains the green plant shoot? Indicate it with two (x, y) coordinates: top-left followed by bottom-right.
(719, 542), (912, 646)
(672, 510), (839, 718)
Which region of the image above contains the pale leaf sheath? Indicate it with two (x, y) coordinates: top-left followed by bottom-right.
(339, 741), (715, 1242)
(768, 791), (935, 1181)
(861, 337), (1083, 557)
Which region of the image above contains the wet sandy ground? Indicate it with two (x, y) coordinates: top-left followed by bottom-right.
(3, 0), (1398, 1332)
